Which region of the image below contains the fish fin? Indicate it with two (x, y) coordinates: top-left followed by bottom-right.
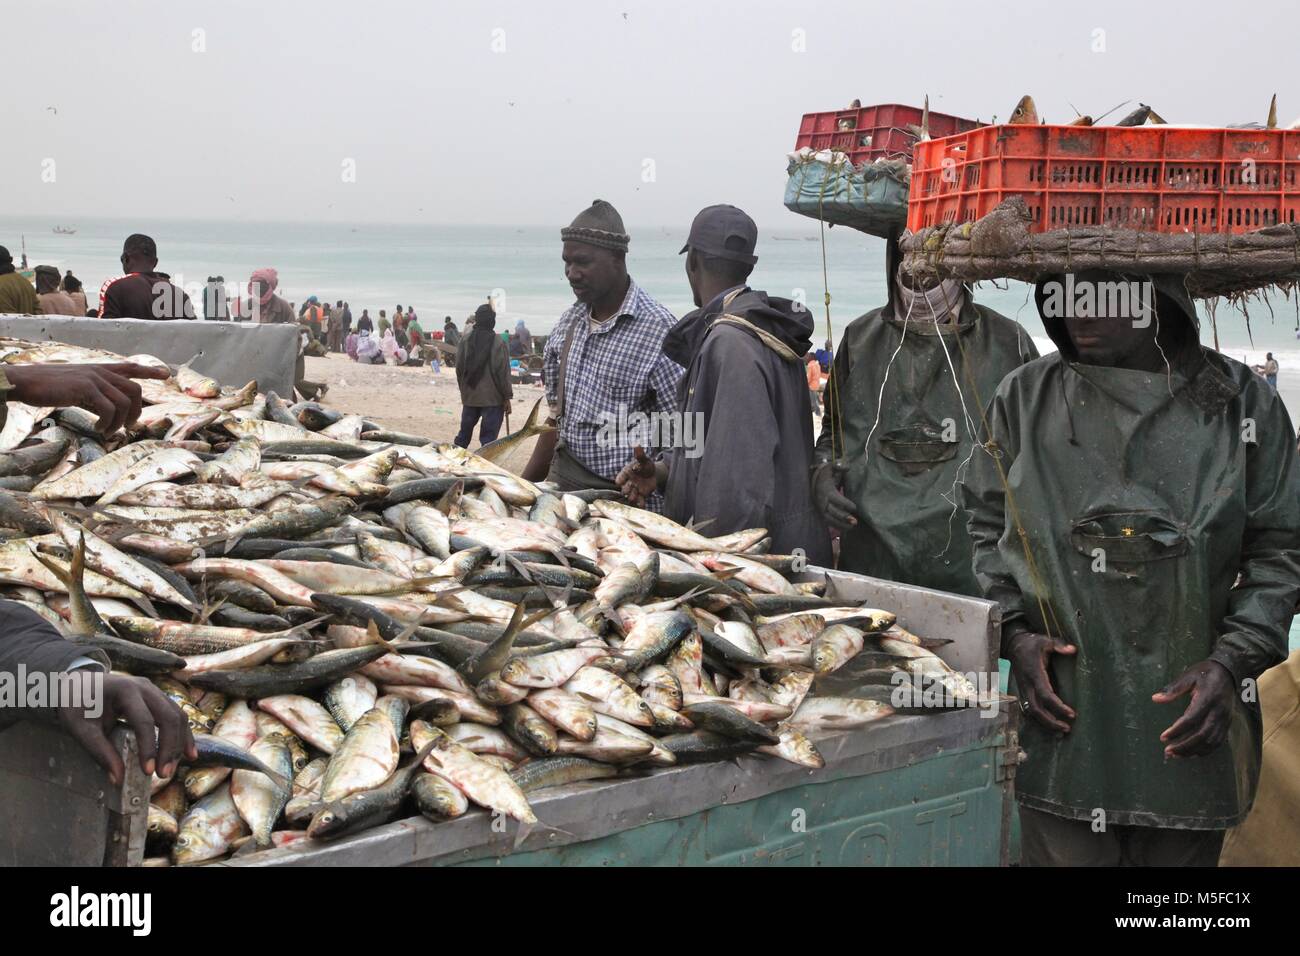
(503, 552), (534, 582)
(195, 595), (228, 625)
(364, 618), (395, 650)
(509, 819), (537, 851)
(685, 516), (717, 534)
(285, 615), (331, 638)
(521, 604), (558, 630)
(672, 586), (710, 607)
(434, 479), (464, 518)
(411, 735), (440, 769)
(520, 396), (545, 432)
(132, 595), (160, 619)
(708, 567), (747, 586)
(374, 575), (449, 596)
(365, 614), (420, 653)
(30, 546), (72, 587)
(397, 455), (436, 479)
(538, 582), (569, 610)
(600, 605), (623, 631)
(230, 838), (261, 858)
(491, 600), (527, 647)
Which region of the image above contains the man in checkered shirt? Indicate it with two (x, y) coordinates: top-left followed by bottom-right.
(524, 200), (682, 512)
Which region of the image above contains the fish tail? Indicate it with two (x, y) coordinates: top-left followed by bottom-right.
(503, 552), (533, 582)
(195, 594), (228, 625)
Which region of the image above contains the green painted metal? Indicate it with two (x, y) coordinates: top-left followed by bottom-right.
(460, 729), (1012, 867)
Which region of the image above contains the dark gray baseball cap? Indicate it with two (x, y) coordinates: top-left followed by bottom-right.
(679, 204), (758, 265)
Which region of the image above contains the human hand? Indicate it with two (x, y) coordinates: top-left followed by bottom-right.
(1152, 660), (1236, 758)
(1006, 630), (1078, 733)
(615, 445), (659, 507)
(4, 362), (169, 434)
(57, 672), (196, 786)
(812, 461), (858, 530)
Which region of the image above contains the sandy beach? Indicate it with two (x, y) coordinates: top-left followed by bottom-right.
(302, 353), (547, 443)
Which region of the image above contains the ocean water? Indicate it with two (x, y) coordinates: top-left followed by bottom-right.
(3, 214), (1299, 369)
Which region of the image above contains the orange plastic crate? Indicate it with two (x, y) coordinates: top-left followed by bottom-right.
(907, 125), (1300, 234)
(795, 103), (980, 166)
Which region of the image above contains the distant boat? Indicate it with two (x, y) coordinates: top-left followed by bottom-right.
(52, 226), (76, 235)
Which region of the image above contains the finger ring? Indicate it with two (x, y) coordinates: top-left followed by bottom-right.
(1019, 699), (1031, 713)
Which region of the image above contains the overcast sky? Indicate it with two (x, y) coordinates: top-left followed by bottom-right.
(4, 0), (1295, 228)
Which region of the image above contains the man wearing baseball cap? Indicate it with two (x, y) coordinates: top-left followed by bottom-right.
(616, 204), (830, 562)
(525, 200), (681, 510)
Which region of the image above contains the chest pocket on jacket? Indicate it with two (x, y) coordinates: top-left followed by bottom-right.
(1069, 509), (1190, 572)
(877, 422), (958, 472)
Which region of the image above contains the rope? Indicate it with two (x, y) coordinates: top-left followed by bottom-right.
(941, 281), (1065, 645)
(860, 287), (913, 476)
(925, 282), (982, 554)
(815, 173), (843, 466)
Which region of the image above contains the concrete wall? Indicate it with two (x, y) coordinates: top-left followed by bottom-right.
(0, 314), (297, 396)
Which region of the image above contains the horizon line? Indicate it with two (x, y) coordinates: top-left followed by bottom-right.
(0, 213), (823, 235)
(0, 214), (598, 230)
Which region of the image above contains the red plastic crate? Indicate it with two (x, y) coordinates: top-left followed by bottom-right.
(907, 125), (1300, 235)
(795, 103), (980, 166)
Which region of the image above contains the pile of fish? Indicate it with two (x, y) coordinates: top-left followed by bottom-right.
(0, 339), (975, 865)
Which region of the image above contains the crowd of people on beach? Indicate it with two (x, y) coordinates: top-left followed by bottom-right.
(0, 232), (544, 402)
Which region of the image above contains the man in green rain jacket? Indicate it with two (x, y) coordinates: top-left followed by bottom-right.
(813, 236), (1038, 595)
(962, 270), (1300, 866)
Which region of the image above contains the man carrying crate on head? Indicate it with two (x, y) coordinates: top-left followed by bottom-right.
(961, 270), (1300, 866)
(810, 233), (1038, 596)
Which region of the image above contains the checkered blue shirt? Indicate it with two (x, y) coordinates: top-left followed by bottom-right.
(544, 279), (681, 511)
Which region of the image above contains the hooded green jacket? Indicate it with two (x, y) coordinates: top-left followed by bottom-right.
(961, 275), (1300, 828)
(816, 274), (1037, 596)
